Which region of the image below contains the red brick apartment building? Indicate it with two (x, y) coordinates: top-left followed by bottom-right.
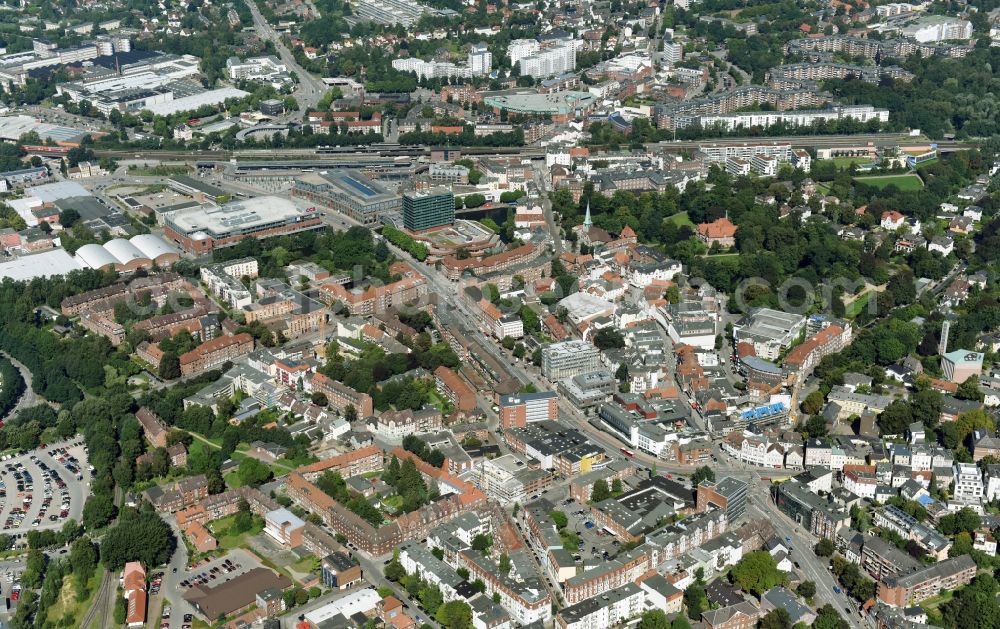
(178, 333), (254, 376)
(60, 273), (186, 316)
(285, 448), (487, 555)
(136, 407), (168, 448)
(876, 554), (975, 607)
(782, 324), (851, 378)
(561, 546), (651, 604)
(133, 307), (208, 339)
(440, 244), (539, 280)
(434, 366), (477, 412)
(305, 372), (375, 417)
(318, 274), (428, 316)
(296, 445), (383, 482)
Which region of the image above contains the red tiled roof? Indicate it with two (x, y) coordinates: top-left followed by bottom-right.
(697, 217), (737, 239)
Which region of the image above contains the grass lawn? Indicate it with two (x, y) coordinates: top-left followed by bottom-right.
(208, 514), (265, 550)
(426, 388), (447, 413)
(45, 572), (100, 625)
(701, 252), (740, 259)
(845, 291), (872, 318)
(224, 471), (244, 488)
(920, 587), (955, 625)
(667, 211), (695, 228)
(825, 157), (874, 169)
(382, 495), (405, 511)
(275, 453), (318, 469)
(559, 529), (580, 550)
(290, 556), (320, 574)
(853, 174), (924, 191)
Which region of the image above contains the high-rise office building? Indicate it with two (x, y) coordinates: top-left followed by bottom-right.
(541, 340), (600, 380)
(468, 42), (492, 76)
(403, 188), (455, 232)
(663, 41), (683, 65)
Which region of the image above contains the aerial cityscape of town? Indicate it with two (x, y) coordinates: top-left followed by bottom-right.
(0, 0), (998, 627)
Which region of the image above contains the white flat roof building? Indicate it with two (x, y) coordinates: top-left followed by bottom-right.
(144, 87), (250, 116)
(304, 588), (381, 626)
(0, 248), (83, 281)
(558, 292), (615, 326)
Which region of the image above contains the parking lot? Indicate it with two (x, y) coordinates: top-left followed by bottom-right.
(156, 547), (262, 628)
(0, 557), (25, 621)
(523, 486), (622, 567)
(0, 439), (90, 543)
(178, 550), (255, 590)
(560, 499), (620, 564)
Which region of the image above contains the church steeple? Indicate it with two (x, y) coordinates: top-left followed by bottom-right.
(583, 199), (592, 231)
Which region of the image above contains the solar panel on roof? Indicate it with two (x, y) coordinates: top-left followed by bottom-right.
(340, 175), (379, 197)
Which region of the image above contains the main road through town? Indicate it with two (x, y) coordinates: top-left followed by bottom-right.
(244, 0), (326, 115)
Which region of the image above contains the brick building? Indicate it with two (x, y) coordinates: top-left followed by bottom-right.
(136, 407), (168, 448)
(434, 366), (477, 412)
(179, 333), (254, 376)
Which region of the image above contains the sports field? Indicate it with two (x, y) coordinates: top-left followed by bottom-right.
(853, 174), (924, 191)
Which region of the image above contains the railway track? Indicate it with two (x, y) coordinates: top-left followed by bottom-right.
(92, 133), (978, 163)
(80, 567), (113, 629)
(80, 485), (123, 629)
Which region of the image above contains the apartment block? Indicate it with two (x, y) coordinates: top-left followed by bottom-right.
(877, 554), (975, 607)
(136, 407), (168, 448)
(200, 258), (257, 309)
(178, 333), (254, 377)
(305, 372), (375, 417)
(318, 274), (428, 316)
(555, 582), (644, 629)
(434, 366), (477, 413)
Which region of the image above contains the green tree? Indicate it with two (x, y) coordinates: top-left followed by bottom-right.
(237, 457), (273, 487)
(593, 328), (626, 350)
(802, 390), (826, 416)
(814, 538), (835, 557)
(233, 509), (254, 533)
(941, 574), (1000, 629)
(692, 466), (715, 486)
(671, 616), (692, 629)
(420, 585), (444, 615)
(591, 479), (611, 502)
(797, 580), (816, 599)
(549, 510), (568, 529)
(956, 407), (994, 444)
(99, 512), (175, 570)
(436, 600), (472, 629)
(938, 508), (982, 536)
(813, 604), (847, 629)
(385, 559), (406, 582)
(956, 375), (984, 401)
(471, 533), (492, 555)
(157, 351), (180, 379)
(684, 582), (708, 620)
(81, 493), (116, 530)
(759, 608), (791, 629)
(731, 551), (787, 596)
(639, 609), (670, 629)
